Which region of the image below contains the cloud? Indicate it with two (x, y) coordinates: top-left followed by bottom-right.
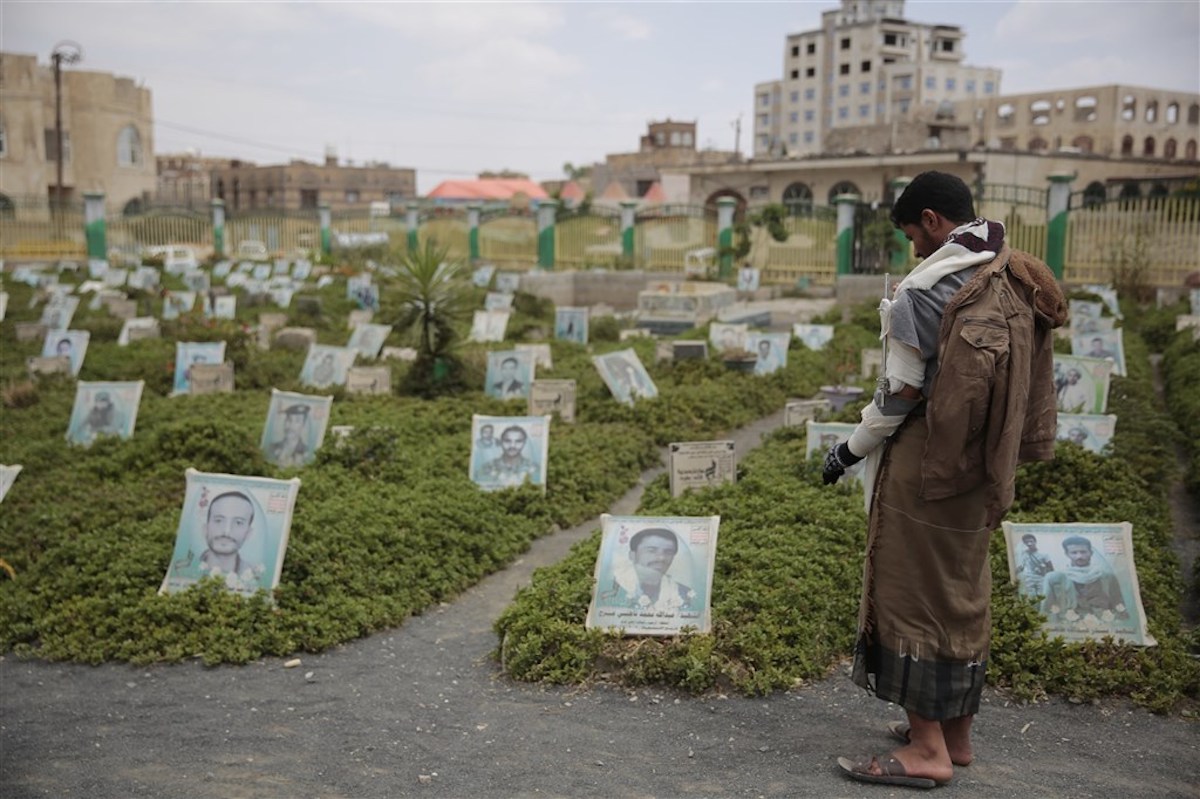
(591, 9), (652, 41)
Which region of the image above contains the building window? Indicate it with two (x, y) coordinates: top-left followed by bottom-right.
(1164, 138), (1177, 159)
(997, 103), (1015, 126)
(1121, 135), (1134, 156)
(117, 125), (143, 166)
(806, 67), (816, 78)
(999, 137), (1017, 151)
(1121, 95), (1136, 121)
(860, 81), (870, 94)
(788, 133), (798, 145)
(1186, 140), (1197, 160)
(804, 88), (815, 100)
(670, 131), (681, 145)
(789, 90), (799, 102)
(984, 81), (994, 94)
(782, 182), (813, 215)
(759, 94), (770, 107)
(806, 42), (816, 54)
(828, 180), (860, 204)
(804, 131), (814, 143)
(345, 189), (360, 203)
(757, 114), (769, 126)
(1082, 181), (1106, 209)
(300, 189), (319, 209)
(838, 106), (849, 119)
(43, 129), (72, 162)
(804, 110), (814, 121)
(839, 63), (850, 75)
(940, 39), (954, 52)
(0, 122), (6, 158)
(946, 78), (956, 91)
(840, 37), (850, 50)
(899, 99), (911, 114)
(884, 33), (897, 46)
(1143, 136), (1156, 157)
(861, 60), (871, 72)
(924, 76), (936, 90)
(758, 134), (770, 148)
(791, 70), (799, 80)
(1074, 96), (1098, 122)
(1028, 137), (1048, 152)
(966, 80), (975, 93)
(859, 105), (870, 118)
(789, 111), (798, 123)
(1145, 101), (1158, 123)
(0, 193), (14, 219)
(898, 76), (911, 90)
(1166, 102), (1179, 124)
(791, 45), (799, 57)
(1188, 104), (1199, 124)
(838, 84), (849, 97)
(878, 78), (886, 91)
(1072, 135), (1095, 154)
(266, 189), (276, 207)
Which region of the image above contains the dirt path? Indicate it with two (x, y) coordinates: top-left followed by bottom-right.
(2, 411), (1198, 798)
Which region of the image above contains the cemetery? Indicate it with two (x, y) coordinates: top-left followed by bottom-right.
(0, 187), (1198, 723)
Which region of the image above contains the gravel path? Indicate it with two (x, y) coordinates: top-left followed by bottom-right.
(3, 411), (1197, 799)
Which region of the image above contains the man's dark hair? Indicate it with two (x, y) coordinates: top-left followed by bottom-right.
(1021, 534), (1037, 543)
(206, 491), (255, 526)
(1062, 535), (1092, 552)
(500, 425), (527, 442)
(501, 356), (518, 367)
(629, 527), (678, 553)
(890, 171), (976, 227)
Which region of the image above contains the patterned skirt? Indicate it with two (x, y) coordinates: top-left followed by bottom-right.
(851, 415), (993, 720)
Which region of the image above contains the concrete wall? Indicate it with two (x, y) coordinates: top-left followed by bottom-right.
(521, 269), (697, 311)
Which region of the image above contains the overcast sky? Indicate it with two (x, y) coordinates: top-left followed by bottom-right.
(4, 1), (1198, 194)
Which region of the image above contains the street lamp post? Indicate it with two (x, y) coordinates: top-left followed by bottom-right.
(50, 41), (82, 208)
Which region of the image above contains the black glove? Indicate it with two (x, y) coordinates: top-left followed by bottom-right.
(822, 442), (863, 485)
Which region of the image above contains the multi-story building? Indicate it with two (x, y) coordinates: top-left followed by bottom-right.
(208, 149), (416, 213)
(156, 151), (242, 209)
(754, 0), (1000, 158)
(0, 51), (156, 212)
(956, 85), (1200, 160)
(591, 119), (738, 200)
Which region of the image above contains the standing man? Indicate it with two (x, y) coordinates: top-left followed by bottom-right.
(1015, 533), (1055, 597)
(822, 172), (1066, 788)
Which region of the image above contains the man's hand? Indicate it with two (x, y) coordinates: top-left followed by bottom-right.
(822, 443), (864, 485)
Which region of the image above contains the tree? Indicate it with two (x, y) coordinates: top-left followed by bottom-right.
(391, 240), (473, 396)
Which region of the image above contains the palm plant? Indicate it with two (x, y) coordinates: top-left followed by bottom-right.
(392, 240), (472, 395)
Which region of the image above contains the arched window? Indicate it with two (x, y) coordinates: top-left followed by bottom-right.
(1143, 136), (1156, 157)
(0, 192), (14, 219)
(0, 119), (7, 158)
(1186, 140), (1198, 160)
(1072, 135), (1094, 154)
(1121, 135), (1134, 156)
(1164, 139), (1177, 159)
(996, 103), (1015, 125)
(1073, 96), (1097, 123)
(1166, 102), (1179, 124)
(117, 125), (143, 166)
(122, 197), (144, 216)
(1145, 101), (1158, 123)
(782, 182), (814, 215)
(1119, 181), (1141, 200)
(1149, 183), (1169, 198)
(1030, 99), (1051, 126)
(1082, 181), (1106, 209)
(1121, 95), (1136, 121)
(1028, 137), (1048, 152)
(1189, 104), (1200, 124)
(827, 180), (860, 204)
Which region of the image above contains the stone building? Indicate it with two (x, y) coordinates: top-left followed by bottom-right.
(954, 85), (1200, 161)
(590, 119), (738, 201)
(209, 150), (417, 213)
(753, 0), (1000, 159)
(155, 151), (241, 209)
(0, 51), (156, 212)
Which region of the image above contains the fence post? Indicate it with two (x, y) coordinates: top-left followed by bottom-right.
(406, 204), (420, 253)
(1045, 172), (1074, 281)
(834, 193), (859, 275)
(888, 177), (911, 270)
(82, 192), (107, 261)
(537, 200), (557, 269)
(620, 201), (637, 262)
(319, 203), (332, 256)
(211, 198), (226, 258)
(467, 204), (481, 262)
(717, 197), (737, 278)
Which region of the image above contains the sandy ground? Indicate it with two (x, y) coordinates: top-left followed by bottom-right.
(3, 413), (1198, 799)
